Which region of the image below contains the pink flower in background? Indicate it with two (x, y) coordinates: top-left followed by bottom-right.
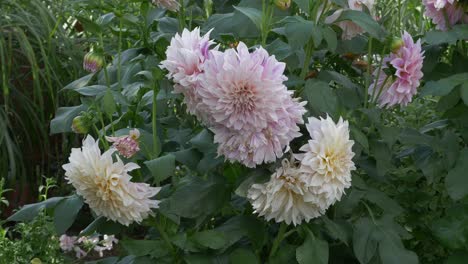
(83, 52), (105, 73)
(325, 0), (376, 40)
(198, 42), (306, 167)
(369, 32), (424, 107)
(106, 129), (141, 158)
(160, 27), (216, 123)
(151, 0), (180, 11)
(423, 0), (465, 30)
(59, 235), (77, 252)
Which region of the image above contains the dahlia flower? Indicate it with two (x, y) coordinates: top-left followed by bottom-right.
(160, 27), (215, 122)
(368, 32), (424, 107)
(247, 159), (326, 225)
(59, 235), (77, 252)
(151, 0), (180, 11)
(423, 0), (465, 31)
(106, 128), (141, 158)
(325, 0), (376, 40)
(63, 136), (161, 226)
(296, 116), (355, 207)
(199, 42), (306, 167)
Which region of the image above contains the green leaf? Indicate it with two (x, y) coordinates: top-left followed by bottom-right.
(378, 229), (418, 264)
(296, 228), (329, 264)
(165, 176), (229, 218)
(102, 89), (117, 117)
(336, 10), (386, 40)
(460, 83), (468, 106)
(76, 15), (103, 34)
(353, 218), (379, 264)
(80, 216), (106, 236)
(322, 217), (350, 246)
(445, 251), (468, 264)
(433, 205), (468, 250)
(50, 105), (87, 134)
(351, 126), (369, 153)
(233, 6), (262, 30)
(229, 248), (258, 264)
(425, 24), (468, 45)
(284, 17), (314, 49)
(191, 230), (228, 250)
(144, 154), (176, 183)
(63, 74), (94, 90)
(293, 0), (309, 13)
(189, 129), (216, 153)
(172, 148), (202, 170)
(54, 195), (84, 234)
(121, 240), (169, 258)
(446, 148), (468, 200)
(421, 73), (468, 96)
(322, 26), (338, 51)
(7, 197), (65, 222)
(235, 169), (270, 197)
(302, 80), (338, 115)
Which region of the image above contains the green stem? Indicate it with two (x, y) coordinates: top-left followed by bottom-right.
(364, 37), (373, 108)
(300, 41), (314, 80)
(269, 223), (288, 260)
(178, 0), (186, 32)
(154, 218), (176, 258)
(261, 0), (274, 46)
(152, 82), (158, 158)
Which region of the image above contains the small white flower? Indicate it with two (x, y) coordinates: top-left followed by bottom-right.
(59, 235), (77, 252)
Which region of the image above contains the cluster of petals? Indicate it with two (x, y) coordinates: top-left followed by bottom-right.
(63, 136), (161, 226)
(423, 0), (466, 31)
(160, 27), (216, 124)
(161, 29), (307, 167)
(369, 32), (424, 108)
(60, 234), (118, 258)
(151, 0), (180, 11)
(248, 116), (356, 225)
(199, 43), (307, 167)
(106, 128), (141, 158)
(325, 0), (376, 40)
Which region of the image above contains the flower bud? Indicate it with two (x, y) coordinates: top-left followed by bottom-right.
(391, 38), (404, 53)
(274, 0), (291, 10)
(71, 116), (91, 134)
(83, 52), (105, 73)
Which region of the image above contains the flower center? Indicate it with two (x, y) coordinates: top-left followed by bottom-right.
(319, 150), (344, 178)
(231, 84), (256, 114)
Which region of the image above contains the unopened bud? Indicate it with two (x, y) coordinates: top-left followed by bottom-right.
(274, 0), (291, 10)
(71, 116), (91, 134)
(391, 38), (404, 53)
(83, 52), (105, 73)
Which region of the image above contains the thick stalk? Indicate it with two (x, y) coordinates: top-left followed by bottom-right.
(268, 223), (288, 260)
(152, 83), (158, 158)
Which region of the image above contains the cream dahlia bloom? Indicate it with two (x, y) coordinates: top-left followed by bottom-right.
(296, 116), (355, 207)
(151, 0), (180, 11)
(63, 136), (161, 226)
(247, 159), (326, 226)
(160, 27), (215, 122)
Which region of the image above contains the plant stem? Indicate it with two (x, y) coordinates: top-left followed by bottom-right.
(261, 0), (274, 46)
(152, 82), (158, 158)
(268, 223), (288, 260)
(364, 37), (373, 108)
(300, 41), (314, 80)
(178, 0), (186, 32)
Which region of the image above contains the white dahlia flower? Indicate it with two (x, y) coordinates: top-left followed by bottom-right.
(296, 116), (355, 207)
(62, 136), (161, 226)
(247, 159), (326, 226)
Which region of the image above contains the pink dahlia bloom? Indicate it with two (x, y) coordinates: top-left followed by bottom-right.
(325, 0), (376, 40)
(423, 0), (465, 30)
(151, 0), (180, 11)
(59, 235), (77, 252)
(160, 28), (216, 122)
(106, 129), (140, 158)
(369, 32), (424, 108)
(199, 42), (307, 167)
